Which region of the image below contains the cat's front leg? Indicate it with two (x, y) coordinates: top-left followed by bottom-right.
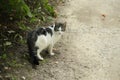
(37, 49), (44, 60)
(48, 44), (55, 56)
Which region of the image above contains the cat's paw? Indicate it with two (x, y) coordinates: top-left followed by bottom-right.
(50, 53), (55, 56)
(39, 57), (44, 61)
(37, 55), (44, 61)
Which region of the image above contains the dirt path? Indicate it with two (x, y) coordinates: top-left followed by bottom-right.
(14, 0), (120, 80)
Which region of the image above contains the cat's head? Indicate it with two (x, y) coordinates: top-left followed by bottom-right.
(53, 22), (66, 35)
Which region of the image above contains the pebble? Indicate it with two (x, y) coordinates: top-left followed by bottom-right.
(21, 76), (26, 80)
(4, 67), (9, 70)
(55, 61), (59, 64)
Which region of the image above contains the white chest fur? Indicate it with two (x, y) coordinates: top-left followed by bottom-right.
(35, 32), (62, 60)
(35, 33), (51, 49)
(35, 33), (61, 50)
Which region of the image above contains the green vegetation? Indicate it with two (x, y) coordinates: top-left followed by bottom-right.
(0, 1), (58, 79)
(0, 0), (56, 54)
(0, 0), (64, 79)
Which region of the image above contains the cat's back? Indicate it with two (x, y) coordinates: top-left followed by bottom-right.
(27, 27), (47, 40)
(35, 27), (53, 48)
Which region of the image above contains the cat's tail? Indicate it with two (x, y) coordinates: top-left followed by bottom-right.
(29, 51), (39, 69)
(32, 54), (39, 65)
(27, 42), (39, 66)
(27, 31), (39, 67)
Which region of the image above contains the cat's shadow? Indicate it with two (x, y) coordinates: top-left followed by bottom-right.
(41, 49), (61, 58)
(26, 49), (61, 69)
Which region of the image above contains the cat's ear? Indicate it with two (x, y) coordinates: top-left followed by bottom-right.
(64, 22), (66, 27)
(63, 22), (67, 31)
(55, 21), (58, 26)
(53, 23), (55, 28)
(37, 28), (46, 35)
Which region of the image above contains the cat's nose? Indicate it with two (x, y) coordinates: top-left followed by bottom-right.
(59, 32), (63, 35)
(58, 32), (61, 34)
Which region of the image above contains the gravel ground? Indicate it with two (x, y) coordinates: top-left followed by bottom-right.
(12, 0), (120, 80)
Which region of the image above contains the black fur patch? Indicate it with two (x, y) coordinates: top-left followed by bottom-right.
(46, 27), (53, 36)
(36, 28), (46, 35)
(27, 32), (39, 65)
(36, 27), (53, 36)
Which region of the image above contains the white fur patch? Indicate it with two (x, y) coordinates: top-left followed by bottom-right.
(35, 27), (63, 60)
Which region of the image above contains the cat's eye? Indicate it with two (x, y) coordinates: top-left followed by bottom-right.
(55, 29), (59, 31)
(56, 29), (59, 31)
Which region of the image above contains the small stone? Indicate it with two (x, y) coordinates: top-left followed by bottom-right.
(8, 30), (15, 33)
(21, 76), (26, 80)
(101, 14), (106, 18)
(8, 67), (11, 70)
(10, 17), (13, 20)
(5, 76), (11, 79)
(0, 75), (2, 78)
(55, 61), (59, 64)
(4, 67), (9, 70)
(24, 63), (26, 65)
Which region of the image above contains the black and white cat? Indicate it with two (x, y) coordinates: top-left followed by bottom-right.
(27, 22), (66, 66)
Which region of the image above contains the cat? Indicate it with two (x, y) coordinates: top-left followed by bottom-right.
(27, 22), (66, 66)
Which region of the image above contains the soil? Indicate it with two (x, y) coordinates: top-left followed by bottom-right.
(2, 0), (120, 80)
